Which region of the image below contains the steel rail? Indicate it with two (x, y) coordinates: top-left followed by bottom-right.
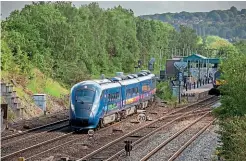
(167, 119), (216, 161)
(104, 110), (213, 161)
(104, 98), (218, 161)
(1, 118), (69, 140)
(22, 102), (157, 160)
(6, 96), (216, 161)
(140, 112), (211, 161)
(1, 124), (69, 147)
(1, 131), (74, 160)
(77, 97), (217, 161)
(24, 120), (123, 160)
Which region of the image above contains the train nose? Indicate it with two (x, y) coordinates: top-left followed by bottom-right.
(75, 109), (93, 118)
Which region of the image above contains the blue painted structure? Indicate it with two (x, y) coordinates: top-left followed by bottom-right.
(33, 94), (46, 112)
(182, 54), (220, 64)
(69, 70), (156, 130)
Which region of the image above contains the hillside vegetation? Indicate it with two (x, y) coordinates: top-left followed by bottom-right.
(1, 1), (205, 87)
(140, 6), (246, 42)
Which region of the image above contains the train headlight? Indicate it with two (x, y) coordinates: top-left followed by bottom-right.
(70, 103), (75, 111)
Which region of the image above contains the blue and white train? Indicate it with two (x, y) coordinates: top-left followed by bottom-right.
(69, 70), (156, 130)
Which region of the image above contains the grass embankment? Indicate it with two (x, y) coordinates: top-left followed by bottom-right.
(1, 68), (69, 120)
(27, 69), (68, 98)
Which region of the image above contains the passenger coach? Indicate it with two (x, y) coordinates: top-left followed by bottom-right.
(69, 70), (156, 130)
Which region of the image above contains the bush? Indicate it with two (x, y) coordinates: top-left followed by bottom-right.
(213, 46), (246, 160)
(217, 116), (246, 161)
(156, 81), (177, 104)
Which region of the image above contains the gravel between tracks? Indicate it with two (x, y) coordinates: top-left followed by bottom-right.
(26, 100), (182, 161)
(33, 97), (213, 161)
(114, 116), (212, 161)
(1, 126), (71, 157)
(1, 109), (69, 137)
(1, 121), (69, 146)
(2, 96), (213, 161)
(147, 117), (213, 161)
(175, 125), (219, 161)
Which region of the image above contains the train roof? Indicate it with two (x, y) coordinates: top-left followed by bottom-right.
(119, 78), (139, 85)
(72, 70), (155, 91)
(92, 79), (112, 84)
(100, 82), (121, 90)
(137, 73), (155, 81)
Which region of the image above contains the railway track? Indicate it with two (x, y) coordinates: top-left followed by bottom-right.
(1, 121), (125, 161)
(1, 96), (218, 161)
(75, 96), (218, 161)
(1, 120), (69, 147)
(167, 119), (215, 161)
(1, 124), (72, 161)
(139, 113), (215, 161)
(1, 101), (160, 161)
(1, 118), (69, 141)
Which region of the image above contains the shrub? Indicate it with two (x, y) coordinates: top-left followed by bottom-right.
(217, 116), (246, 161)
(156, 81), (177, 104)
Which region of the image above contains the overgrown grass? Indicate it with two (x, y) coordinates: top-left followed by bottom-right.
(27, 69), (69, 98)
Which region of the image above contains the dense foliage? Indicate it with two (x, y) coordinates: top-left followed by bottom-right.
(213, 43), (246, 160)
(216, 48), (246, 117)
(217, 117), (246, 161)
(156, 81), (173, 101)
(140, 6), (246, 41)
(1, 2), (200, 86)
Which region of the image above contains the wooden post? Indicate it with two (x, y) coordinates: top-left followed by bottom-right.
(1, 104), (8, 130)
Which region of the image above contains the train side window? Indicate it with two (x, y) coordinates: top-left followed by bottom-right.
(142, 84), (150, 92)
(127, 89), (130, 98)
(134, 88), (136, 95)
(108, 94), (110, 102)
(113, 93), (115, 101)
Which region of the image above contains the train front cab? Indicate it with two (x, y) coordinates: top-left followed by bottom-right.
(69, 82), (102, 130)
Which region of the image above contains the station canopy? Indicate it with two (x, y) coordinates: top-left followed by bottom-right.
(182, 53), (220, 64)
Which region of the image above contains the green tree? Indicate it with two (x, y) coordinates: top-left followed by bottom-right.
(207, 11), (222, 21)
(234, 40), (246, 54)
(220, 12), (229, 22)
(230, 6), (238, 16)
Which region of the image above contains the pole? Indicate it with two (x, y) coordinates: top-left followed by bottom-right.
(179, 79), (181, 104)
(178, 72), (181, 104)
(159, 48), (161, 71)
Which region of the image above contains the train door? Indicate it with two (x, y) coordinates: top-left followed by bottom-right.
(106, 88), (121, 114)
(99, 90), (107, 118)
(121, 85), (126, 108)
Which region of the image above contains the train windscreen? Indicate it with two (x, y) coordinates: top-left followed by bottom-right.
(76, 89), (95, 103)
